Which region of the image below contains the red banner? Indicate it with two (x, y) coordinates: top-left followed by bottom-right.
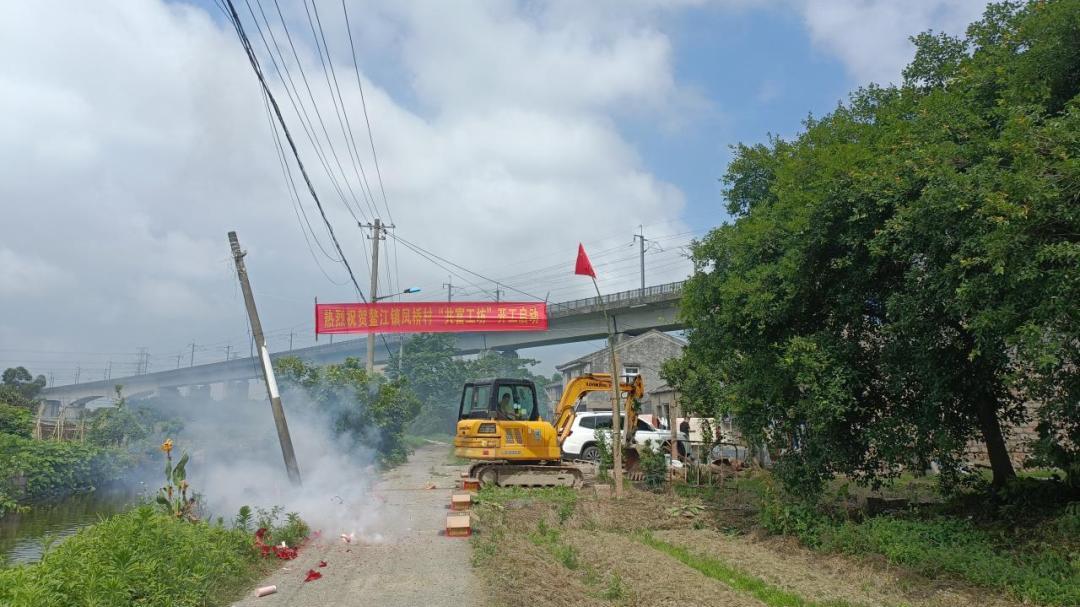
(315, 302), (548, 334)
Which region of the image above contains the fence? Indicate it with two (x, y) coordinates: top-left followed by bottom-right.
(547, 280), (685, 316)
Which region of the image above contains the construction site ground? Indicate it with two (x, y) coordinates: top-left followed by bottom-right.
(233, 445), (1034, 607)
(233, 442), (480, 607)
(470, 473), (1033, 607)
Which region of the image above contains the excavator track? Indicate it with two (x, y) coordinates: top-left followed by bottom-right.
(469, 462), (584, 488)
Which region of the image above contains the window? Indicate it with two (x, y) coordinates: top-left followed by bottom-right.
(636, 419), (654, 432)
(460, 384), (492, 418)
(592, 415), (612, 430)
(623, 366), (640, 376)
(578, 416), (595, 429)
(494, 383), (537, 420)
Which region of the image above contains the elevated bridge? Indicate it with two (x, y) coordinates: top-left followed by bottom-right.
(40, 281), (685, 407)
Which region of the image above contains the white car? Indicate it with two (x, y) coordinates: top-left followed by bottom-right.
(561, 411), (690, 461)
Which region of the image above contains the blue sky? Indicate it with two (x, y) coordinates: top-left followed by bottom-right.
(631, 3), (855, 232)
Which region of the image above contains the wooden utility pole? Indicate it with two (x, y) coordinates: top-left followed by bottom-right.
(669, 400), (679, 480)
(228, 231), (302, 486)
(608, 345), (624, 497)
(361, 218), (391, 374)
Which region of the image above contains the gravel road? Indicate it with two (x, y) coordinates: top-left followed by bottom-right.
(233, 443), (481, 607)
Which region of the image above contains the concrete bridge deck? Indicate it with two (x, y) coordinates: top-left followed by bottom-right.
(40, 281), (685, 406)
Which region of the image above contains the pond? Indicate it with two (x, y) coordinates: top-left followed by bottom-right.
(0, 488), (144, 566)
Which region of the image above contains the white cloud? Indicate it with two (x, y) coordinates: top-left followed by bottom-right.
(0, 248), (68, 296)
(0, 0), (692, 378)
(798, 0), (990, 85)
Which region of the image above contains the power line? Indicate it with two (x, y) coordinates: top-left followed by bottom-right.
(223, 0), (367, 301)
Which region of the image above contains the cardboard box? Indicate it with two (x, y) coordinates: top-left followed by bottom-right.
(445, 512), (471, 537)
(450, 491), (472, 511)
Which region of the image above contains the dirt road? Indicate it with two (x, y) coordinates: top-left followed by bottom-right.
(233, 443), (480, 607)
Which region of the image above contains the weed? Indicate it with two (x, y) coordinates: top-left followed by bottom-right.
(601, 572), (626, 600)
(528, 520), (580, 570)
(234, 505), (253, 532)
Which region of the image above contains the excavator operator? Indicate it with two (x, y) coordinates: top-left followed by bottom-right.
(498, 392), (524, 420)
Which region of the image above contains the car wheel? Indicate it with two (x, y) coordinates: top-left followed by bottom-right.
(581, 444), (600, 462)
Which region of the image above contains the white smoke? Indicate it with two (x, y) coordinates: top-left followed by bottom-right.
(170, 392), (386, 541)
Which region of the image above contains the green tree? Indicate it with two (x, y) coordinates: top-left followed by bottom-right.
(86, 387), (150, 448)
(0, 367), (47, 411)
(665, 0), (1079, 494)
(387, 334), (470, 435)
(388, 335), (554, 433)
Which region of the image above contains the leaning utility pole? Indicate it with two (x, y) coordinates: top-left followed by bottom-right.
(228, 231), (301, 485)
(360, 218), (391, 374)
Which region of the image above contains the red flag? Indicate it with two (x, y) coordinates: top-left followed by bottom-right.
(574, 243), (596, 278)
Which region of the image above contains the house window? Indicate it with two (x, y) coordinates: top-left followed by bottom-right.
(623, 366), (639, 377)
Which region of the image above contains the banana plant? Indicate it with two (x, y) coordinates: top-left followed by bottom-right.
(156, 439), (197, 521)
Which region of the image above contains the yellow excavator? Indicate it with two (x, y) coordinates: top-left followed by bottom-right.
(453, 373), (645, 487)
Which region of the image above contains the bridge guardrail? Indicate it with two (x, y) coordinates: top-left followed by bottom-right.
(547, 280), (684, 315)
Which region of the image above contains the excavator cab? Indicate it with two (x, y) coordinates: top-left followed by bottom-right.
(458, 378), (540, 422)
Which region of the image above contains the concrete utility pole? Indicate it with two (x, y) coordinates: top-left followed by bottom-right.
(190, 343), (196, 367)
(228, 231), (302, 486)
(360, 218), (392, 374)
(634, 227), (647, 293)
(289, 332), (294, 351)
(494, 284), (502, 302)
(443, 275), (454, 302)
(224, 345), (231, 361)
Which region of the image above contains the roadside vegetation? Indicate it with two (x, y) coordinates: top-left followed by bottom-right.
(0, 373), (182, 517)
(0, 439), (310, 606)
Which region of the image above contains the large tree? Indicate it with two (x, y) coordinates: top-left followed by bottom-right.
(0, 367), (47, 411)
(665, 0), (1079, 494)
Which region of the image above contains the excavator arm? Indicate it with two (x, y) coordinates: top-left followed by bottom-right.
(552, 373), (644, 449)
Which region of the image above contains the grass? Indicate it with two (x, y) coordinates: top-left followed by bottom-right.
(820, 515), (1080, 606)
(0, 505), (274, 607)
(638, 532), (860, 607)
(529, 520), (581, 569)
(476, 485), (579, 514)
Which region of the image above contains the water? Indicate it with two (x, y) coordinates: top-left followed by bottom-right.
(0, 488), (143, 566)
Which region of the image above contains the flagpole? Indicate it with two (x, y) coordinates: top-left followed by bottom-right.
(591, 276), (624, 499)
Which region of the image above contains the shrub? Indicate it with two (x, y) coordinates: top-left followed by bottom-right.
(0, 403), (32, 438)
(0, 433), (130, 515)
(638, 440), (669, 491)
